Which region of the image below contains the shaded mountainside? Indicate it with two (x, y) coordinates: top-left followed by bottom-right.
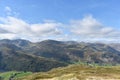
(0, 39), (120, 72)
(13, 39), (120, 65)
(0, 43), (67, 72)
(109, 43), (120, 51)
(15, 64), (120, 80)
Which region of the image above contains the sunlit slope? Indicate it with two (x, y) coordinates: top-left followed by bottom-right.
(16, 64), (120, 80)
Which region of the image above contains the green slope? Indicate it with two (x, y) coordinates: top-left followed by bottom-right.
(0, 71), (32, 80)
(15, 64), (120, 80)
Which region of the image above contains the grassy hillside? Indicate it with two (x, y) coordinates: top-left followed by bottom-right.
(0, 71), (32, 80)
(15, 64), (120, 80)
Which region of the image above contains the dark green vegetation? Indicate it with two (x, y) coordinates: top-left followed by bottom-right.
(15, 64), (120, 80)
(0, 39), (120, 73)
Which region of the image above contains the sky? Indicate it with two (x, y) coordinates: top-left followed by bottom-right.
(0, 0), (120, 42)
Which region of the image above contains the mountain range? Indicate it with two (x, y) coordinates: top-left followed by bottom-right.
(0, 39), (120, 72)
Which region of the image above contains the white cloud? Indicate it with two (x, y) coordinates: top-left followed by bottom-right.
(31, 23), (62, 36)
(0, 15), (120, 42)
(5, 6), (12, 12)
(0, 33), (17, 39)
(4, 6), (20, 17)
(0, 28), (9, 33)
(0, 16), (62, 41)
(5, 6), (12, 15)
(70, 15), (120, 40)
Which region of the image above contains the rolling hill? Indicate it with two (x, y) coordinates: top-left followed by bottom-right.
(15, 64), (120, 80)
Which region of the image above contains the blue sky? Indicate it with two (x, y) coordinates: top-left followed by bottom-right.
(0, 0), (120, 42)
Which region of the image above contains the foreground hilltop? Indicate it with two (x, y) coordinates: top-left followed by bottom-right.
(15, 64), (120, 80)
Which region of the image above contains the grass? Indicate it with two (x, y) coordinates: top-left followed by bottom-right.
(1, 64), (120, 80)
(14, 72), (32, 78)
(15, 64), (120, 80)
(0, 71), (17, 80)
(0, 71), (32, 80)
